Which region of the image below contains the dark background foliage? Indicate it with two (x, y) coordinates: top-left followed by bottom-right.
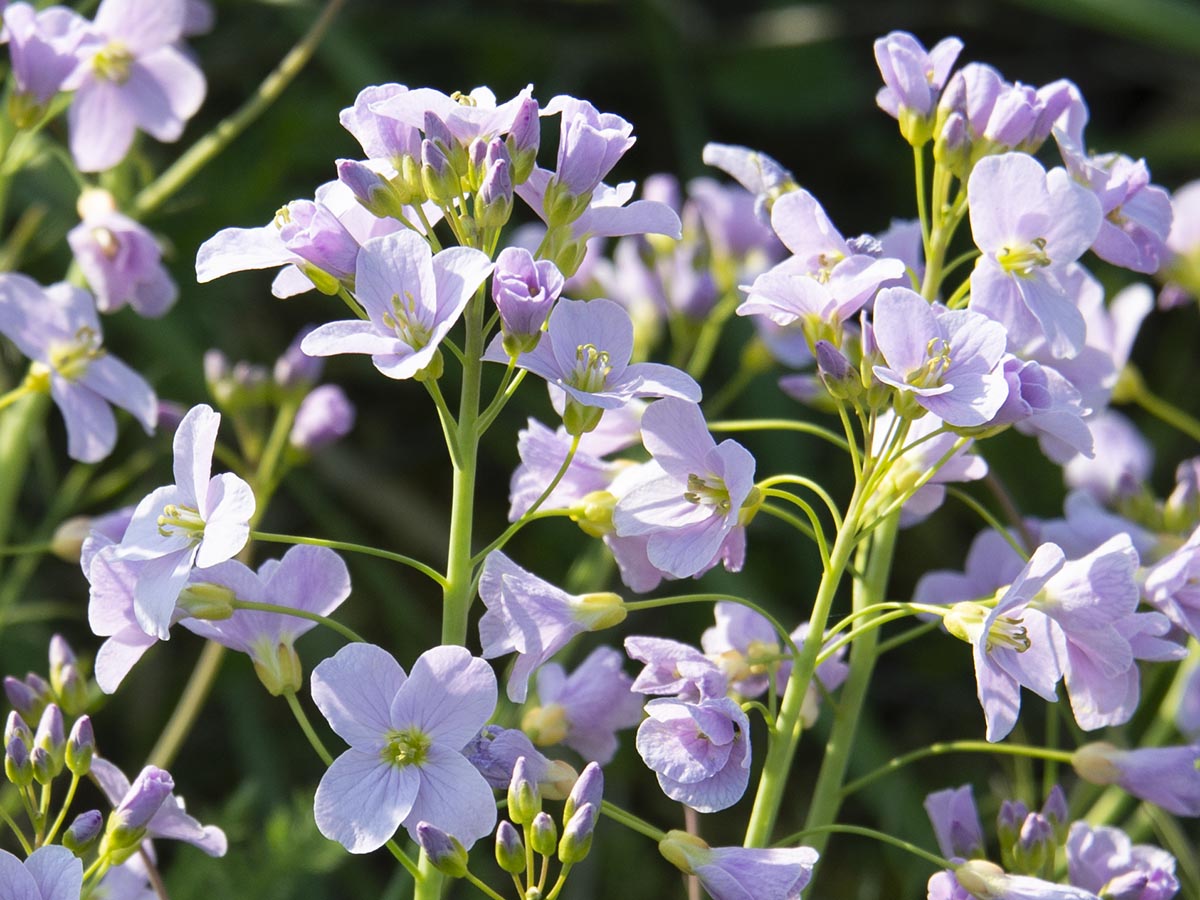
(2, 0), (1199, 896)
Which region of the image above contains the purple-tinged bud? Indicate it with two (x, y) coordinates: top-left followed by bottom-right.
(57, 664), (89, 717)
(508, 756), (541, 826)
(421, 139), (457, 204)
(934, 111), (970, 178)
(468, 137), (488, 180)
(1040, 786), (1068, 842)
(416, 821), (468, 878)
(564, 762), (604, 825)
(336, 158), (410, 222)
(5, 711), (32, 748)
(289, 384), (356, 453)
(983, 83), (1038, 149)
(63, 809), (103, 856)
(103, 766), (174, 857)
(30, 745), (55, 784)
(276, 200), (358, 295)
(814, 339), (860, 401)
(51, 517), (93, 563)
(66, 716), (94, 775)
(506, 96), (540, 184)
(49, 635), (76, 679)
(4, 677), (39, 720)
(423, 110), (454, 152)
(35, 703), (65, 773)
(996, 799), (1028, 865)
(5, 738), (32, 787)
(1012, 813), (1053, 874)
(493, 246), (565, 355)
(204, 349), (236, 407)
(274, 326), (324, 390)
(530, 811), (558, 856)
(495, 820), (526, 874)
(558, 801), (597, 865)
(478, 158), (513, 232)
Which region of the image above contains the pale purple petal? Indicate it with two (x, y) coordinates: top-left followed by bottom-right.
(69, 80), (137, 172)
(172, 404), (219, 512)
(311, 643), (405, 751)
(401, 747), (497, 848)
(25, 845), (82, 900)
(80, 355), (156, 434)
(388, 646), (496, 749)
(51, 379), (116, 463)
(301, 320), (398, 358)
(196, 225), (292, 283)
(95, 627), (158, 693)
(132, 546), (196, 640)
(314, 749), (418, 854)
(195, 472), (254, 568)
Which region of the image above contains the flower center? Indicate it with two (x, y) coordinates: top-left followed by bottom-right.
(907, 337), (952, 388)
(683, 473), (731, 511)
(48, 327), (105, 382)
(568, 343), (612, 392)
(813, 251), (845, 284)
(451, 90), (477, 107)
(92, 227), (122, 260)
(156, 504), (206, 541)
(382, 292), (433, 350)
(944, 601), (1030, 652)
(996, 237), (1050, 276)
(382, 727), (431, 769)
(92, 42), (134, 84)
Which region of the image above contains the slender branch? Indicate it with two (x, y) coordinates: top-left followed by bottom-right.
(625, 593), (801, 660)
(946, 488), (1029, 561)
(773, 823), (952, 871)
(600, 800), (666, 842)
(251, 531), (447, 588)
(708, 418), (851, 453)
(284, 690), (332, 766)
(232, 599), (364, 643)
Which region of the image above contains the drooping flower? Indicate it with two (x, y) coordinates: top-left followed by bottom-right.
(1066, 822), (1179, 900)
(967, 152), (1102, 358)
(64, 0), (205, 172)
(180, 546), (351, 695)
(484, 299), (700, 433)
(659, 830), (819, 900)
(522, 646), (643, 764)
(613, 399), (756, 579)
(871, 287), (1009, 426)
(635, 696), (751, 812)
(989, 356), (1092, 464)
(0, 846), (82, 900)
(541, 95), (636, 208)
(1072, 742), (1200, 817)
(925, 785), (985, 860)
(310, 643), (498, 852)
(301, 230), (492, 380)
(477, 551), (626, 703)
(492, 246), (565, 353)
(110, 404), (255, 639)
(0, 274), (156, 463)
(68, 189), (177, 317)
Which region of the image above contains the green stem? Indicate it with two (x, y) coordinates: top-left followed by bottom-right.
(687, 291), (740, 379)
(232, 599), (364, 643)
(840, 740), (1075, 799)
(0, 543), (52, 557)
(945, 487), (1030, 561)
(0, 803), (32, 855)
(708, 418), (851, 453)
(0, 392), (48, 563)
(284, 689), (332, 766)
(876, 620), (939, 655)
(600, 800), (666, 842)
(773, 823), (953, 870)
(761, 488), (830, 567)
(742, 487), (864, 847)
(625, 593), (801, 659)
(131, 0), (349, 218)
(464, 872), (507, 900)
(1128, 374), (1200, 443)
(254, 396), (301, 497)
(757, 474), (842, 528)
(913, 145), (930, 252)
(145, 642), (226, 769)
(251, 531), (447, 588)
(41, 772), (79, 846)
(801, 513), (898, 855)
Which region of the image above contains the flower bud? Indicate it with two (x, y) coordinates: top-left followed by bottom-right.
(273, 327), (324, 390)
(478, 158), (514, 233)
(35, 703), (65, 774)
(416, 821), (469, 878)
(658, 830), (710, 874)
(337, 159), (411, 222)
(996, 798), (1028, 865)
(508, 756), (542, 826)
(954, 859), (1007, 899)
(102, 766), (174, 859)
(563, 762), (604, 824)
(5, 711), (32, 748)
(4, 676), (40, 720)
(30, 745), (56, 785)
(176, 582), (237, 621)
(570, 490), (616, 538)
(63, 809), (103, 856)
(66, 716), (95, 776)
(421, 139), (458, 204)
(539, 759), (580, 801)
(815, 340), (860, 401)
(576, 592), (627, 631)
(934, 111), (970, 178)
(51, 518), (93, 563)
(521, 704), (568, 747)
(1040, 785), (1068, 843)
(530, 812), (558, 857)
(5, 738), (33, 787)
(1165, 458), (1200, 533)
(423, 111), (454, 153)
(506, 97), (540, 184)
(57, 665), (89, 717)
(495, 820), (526, 874)
(563, 397), (604, 436)
(289, 385), (356, 453)
(493, 247), (564, 355)
(253, 642), (304, 697)
(204, 349), (234, 406)
(558, 802), (596, 865)
(1011, 812), (1053, 874)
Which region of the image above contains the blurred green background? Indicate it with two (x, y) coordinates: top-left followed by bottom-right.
(2, 0), (1200, 896)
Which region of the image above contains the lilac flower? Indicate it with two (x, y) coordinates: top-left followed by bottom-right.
(91, 757), (227, 856)
(871, 288), (1009, 426)
(1039, 490), (1157, 560)
(1063, 411), (1151, 503)
(68, 190), (177, 317)
(3, 3), (86, 115)
(180, 546), (350, 694)
(492, 246), (565, 352)
(925, 785), (985, 860)
(461, 725), (575, 796)
(301, 230), (491, 380)
(701, 143), (798, 223)
(1066, 822), (1179, 900)
(701, 602), (782, 698)
(478, 551), (626, 703)
(0, 846), (82, 900)
(507, 417), (624, 520)
(542, 95), (636, 206)
(0, 274), (156, 462)
(1144, 526), (1200, 639)
(953, 860), (1101, 900)
(989, 356), (1092, 464)
(1162, 180), (1200, 303)
(370, 84), (534, 147)
(740, 190), (905, 338)
(485, 299), (699, 432)
(289, 384), (355, 452)
(613, 399), (756, 579)
(1055, 131), (1173, 274)
(659, 831), (819, 900)
(64, 0), (205, 172)
(636, 696), (751, 812)
(624, 635), (728, 701)
(111, 404), (255, 640)
(687, 176), (784, 263)
(311, 643), (498, 852)
(524, 646), (643, 764)
(1072, 743), (1200, 817)
(967, 153), (1102, 358)
(339, 83), (422, 169)
(874, 31), (963, 139)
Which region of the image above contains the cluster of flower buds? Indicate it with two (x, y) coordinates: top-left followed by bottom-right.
(4, 635), (92, 719)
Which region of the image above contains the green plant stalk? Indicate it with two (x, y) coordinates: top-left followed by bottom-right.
(742, 486), (864, 847)
(0, 392), (48, 568)
(801, 511), (899, 855)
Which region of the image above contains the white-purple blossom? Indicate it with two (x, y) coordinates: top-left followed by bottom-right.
(1073, 742), (1200, 817)
(1066, 822), (1179, 900)
(0, 274), (156, 463)
(701, 142), (797, 223)
(289, 384), (356, 452)
(3, 2), (86, 112)
(311, 643), (498, 852)
(925, 784), (985, 860)
(874, 31), (963, 132)
(659, 831), (819, 900)
(542, 95), (635, 203)
(624, 635), (729, 701)
(492, 246), (565, 351)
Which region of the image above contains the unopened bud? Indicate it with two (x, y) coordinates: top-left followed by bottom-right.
(521, 704), (568, 748)
(564, 762), (604, 824)
(495, 820), (526, 874)
(5, 711), (31, 748)
(576, 592), (627, 631)
(66, 716), (95, 775)
(289, 385), (356, 453)
(51, 518), (93, 563)
(63, 809), (103, 856)
(1012, 812), (1053, 874)
(530, 812), (557, 857)
(571, 490), (616, 538)
(273, 326), (324, 390)
(337, 159), (410, 222)
(4, 677), (40, 720)
(508, 756), (542, 825)
(815, 340), (860, 401)
(5, 738), (32, 787)
(1041, 786), (1068, 843)
(558, 802), (597, 865)
(954, 859), (1007, 899)
(252, 643), (304, 697)
(539, 759), (579, 801)
(996, 798), (1028, 866)
(658, 829), (710, 874)
(57, 664), (89, 717)
(506, 97), (540, 185)
(31, 745), (56, 785)
(416, 821), (469, 878)
(421, 139), (458, 204)
(934, 112), (970, 178)
(102, 766), (174, 860)
(35, 704), (65, 773)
